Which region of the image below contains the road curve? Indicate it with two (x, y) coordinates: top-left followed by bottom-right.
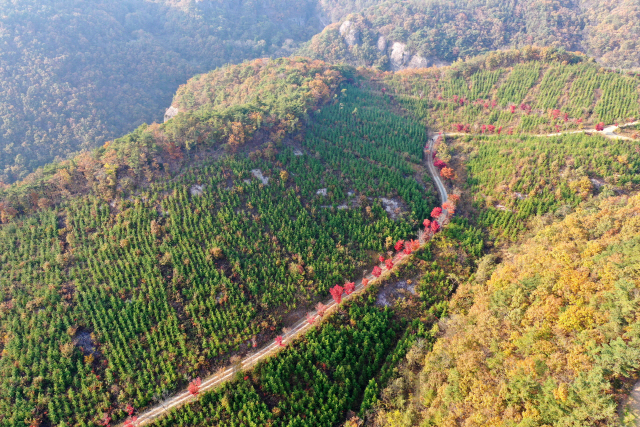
(427, 133), (449, 206)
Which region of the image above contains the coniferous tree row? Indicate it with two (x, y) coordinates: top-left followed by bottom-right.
(380, 57), (640, 135)
(141, 203), (485, 427)
(451, 133), (640, 243)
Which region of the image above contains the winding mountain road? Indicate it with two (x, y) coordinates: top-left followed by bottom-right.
(122, 119), (635, 425)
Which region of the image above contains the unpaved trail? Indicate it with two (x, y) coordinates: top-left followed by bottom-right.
(441, 120), (640, 140)
(427, 134), (449, 207)
(620, 381), (640, 426)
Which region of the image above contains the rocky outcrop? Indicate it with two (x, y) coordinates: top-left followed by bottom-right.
(164, 106), (179, 122)
(339, 20), (360, 46)
(377, 35), (387, 52)
(408, 54), (429, 69)
(390, 42), (411, 70)
(389, 43), (450, 70)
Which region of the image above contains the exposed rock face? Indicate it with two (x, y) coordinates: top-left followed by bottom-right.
(377, 35), (387, 52)
(164, 106), (179, 122)
(408, 54), (429, 69)
(388, 43), (451, 70)
(390, 42), (411, 70)
(339, 20), (360, 46)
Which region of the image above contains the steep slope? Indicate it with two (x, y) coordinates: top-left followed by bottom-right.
(374, 193), (640, 426)
(0, 58), (440, 426)
(0, 58), (345, 217)
(299, 0), (640, 72)
(381, 48), (640, 131)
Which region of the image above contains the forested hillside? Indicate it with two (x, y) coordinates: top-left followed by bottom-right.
(373, 193), (640, 426)
(1, 31), (640, 425)
(381, 49), (639, 132)
(0, 58), (442, 426)
(300, 0), (640, 72)
(2, 0), (639, 186)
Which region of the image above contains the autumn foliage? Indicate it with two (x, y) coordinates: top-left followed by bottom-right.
(380, 194), (640, 426)
(372, 266), (382, 278)
(344, 282), (356, 295)
(316, 303), (328, 317)
(330, 285), (344, 304)
(188, 378), (202, 396)
(433, 159), (447, 170)
(440, 167), (455, 180)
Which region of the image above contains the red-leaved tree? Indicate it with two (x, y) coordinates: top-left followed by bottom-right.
(126, 405), (135, 416)
(431, 220), (440, 233)
(431, 207), (443, 218)
(433, 159), (447, 170)
(275, 336), (285, 347)
(596, 122), (605, 131)
(394, 240), (404, 252)
(306, 313), (316, 325)
(385, 259), (394, 270)
(362, 278), (369, 287)
(442, 202), (455, 216)
(423, 219), (431, 229)
(403, 247), (412, 255)
(372, 266), (382, 277)
(409, 239), (420, 251)
(379, 255), (385, 263)
(124, 417), (138, 427)
(344, 282), (355, 295)
(330, 285), (344, 304)
(316, 302), (327, 316)
(188, 378), (202, 396)
(440, 167), (455, 180)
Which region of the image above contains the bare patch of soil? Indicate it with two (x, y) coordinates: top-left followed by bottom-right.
(73, 328), (100, 357)
(376, 279), (418, 307)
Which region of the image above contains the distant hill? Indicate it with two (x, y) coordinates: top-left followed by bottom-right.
(2, 0), (637, 186)
(299, 0), (640, 72)
(0, 0), (328, 184)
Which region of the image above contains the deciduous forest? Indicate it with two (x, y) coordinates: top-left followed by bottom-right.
(301, 0), (640, 71)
